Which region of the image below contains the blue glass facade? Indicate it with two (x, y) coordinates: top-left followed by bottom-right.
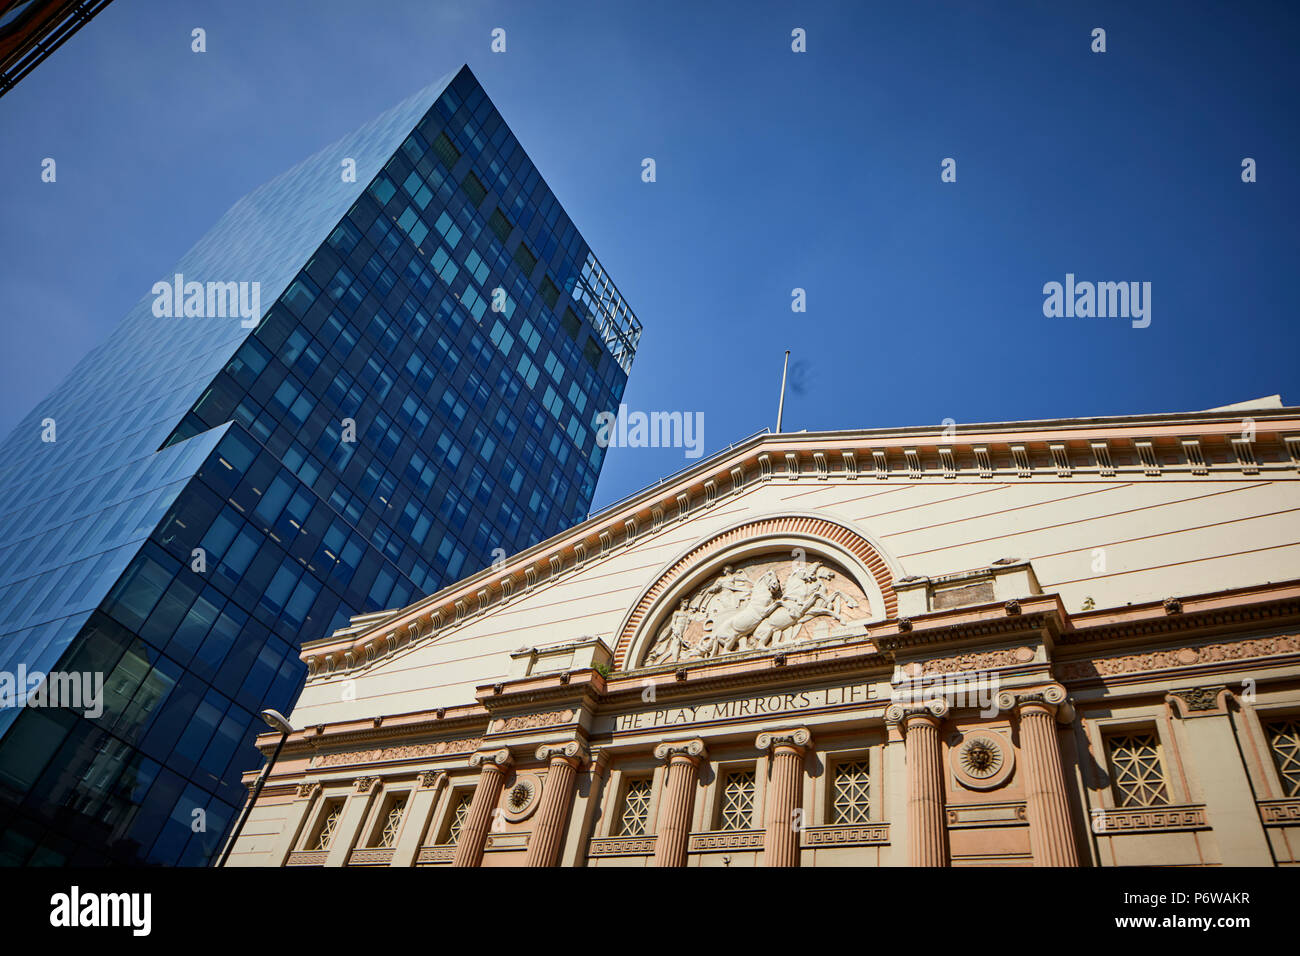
(0, 65), (641, 865)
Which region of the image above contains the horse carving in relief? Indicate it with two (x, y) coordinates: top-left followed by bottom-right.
(703, 570), (782, 656)
(753, 562), (860, 647)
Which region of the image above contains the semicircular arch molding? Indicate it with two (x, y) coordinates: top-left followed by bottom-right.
(614, 514), (899, 669)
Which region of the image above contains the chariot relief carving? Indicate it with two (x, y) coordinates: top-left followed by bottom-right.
(641, 555), (869, 666)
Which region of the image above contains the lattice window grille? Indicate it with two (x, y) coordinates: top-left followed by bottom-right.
(378, 797), (407, 848)
(312, 803), (343, 851)
(1267, 718), (1300, 797)
(446, 793), (472, 846)
(832, 760), (871, 824)
(1107, 733), (1170, 807)
(718, 770), (756, 831)
(618, 778), (653, 836)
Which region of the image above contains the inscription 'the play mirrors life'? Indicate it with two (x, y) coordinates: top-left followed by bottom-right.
(640, 554), (870, 666)
(609, 682), (878, 733)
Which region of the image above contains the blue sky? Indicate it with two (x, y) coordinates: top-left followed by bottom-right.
(0, 0), (1296, 512)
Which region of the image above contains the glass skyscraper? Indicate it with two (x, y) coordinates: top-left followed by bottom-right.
(0, 64), (641, 865)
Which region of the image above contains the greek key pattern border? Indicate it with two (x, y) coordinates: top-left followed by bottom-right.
(688, 829), (764, 852)
(347, 847), (395, 866)
(588, 834), (658, 857)
(1091, 804), (1208, 833)
(285, 850), (328, 866)
(1258, 799), (1300, 826)
(800, 823), (891, 847)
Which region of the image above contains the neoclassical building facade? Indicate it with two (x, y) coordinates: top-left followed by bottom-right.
(222, 399), (1300, 866)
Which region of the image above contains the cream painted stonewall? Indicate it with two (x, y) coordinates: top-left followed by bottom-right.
(221, 399), (1300, 867)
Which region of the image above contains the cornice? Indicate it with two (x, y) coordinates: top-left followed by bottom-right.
(475, 676), (603, 714)
(253, 705), (488, 756)
(873, 596), (1066, 654)
(1055, 583), (1300, 648)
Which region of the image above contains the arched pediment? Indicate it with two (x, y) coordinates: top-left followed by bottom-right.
(615, 514), (898, 669)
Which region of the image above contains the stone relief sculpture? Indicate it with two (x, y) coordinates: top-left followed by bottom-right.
(643, 556), (866, 665)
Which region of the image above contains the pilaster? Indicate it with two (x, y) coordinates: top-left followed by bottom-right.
(524, 742), (588, 867)
(651, 739), (707, 867)
(998, 685), (1079, 867)
(451, 748), (513, 867)
(886, 699), (950, 866)
(756, 728), (812, 867)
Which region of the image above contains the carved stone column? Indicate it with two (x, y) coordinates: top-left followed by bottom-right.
(886, 699), (950, 867)
(757, 728), (811, 867)
(524, 742), (587, 867)
(652, 739), (707, 867)
(451, 748), (513, 868)
(999, 685), (1079, 867)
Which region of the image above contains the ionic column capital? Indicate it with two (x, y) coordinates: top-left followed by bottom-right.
(997, 683), (1072, 722)
(469, 747), (514, 770)
(653, 738), (708, 765)
(755, 727), (812, 756)
(885, 698), (949, 729)
(535, 740), (589, 767)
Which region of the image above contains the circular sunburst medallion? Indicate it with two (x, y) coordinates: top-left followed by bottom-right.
(949, 730), (1015, 790)
(500, 771), (543, 822)
(508, 782), (532, 810)
(960, 738), (1002, 777)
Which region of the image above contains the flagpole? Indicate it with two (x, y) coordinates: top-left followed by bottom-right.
(775, 349), (790, 433)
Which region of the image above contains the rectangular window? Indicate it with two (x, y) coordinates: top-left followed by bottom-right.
(488, 208), (512, 243)
(1106, 732), (1170, 807)
(432, 131), (460, 170)
(369, 175), (396, 207)
(516, 354), (539, 388)
(519, 318), (541, 353)
(718, 769), (756, 831)
(540, 275), (560, 309)
(308, 799), (345, 851)
(561, 307), (581, 340)
(443, 792), (473, 845)
(370, 793), (408, 848)
(617, 777), (653, 836)
(512, 242), (538, 276)
(830, 759), (871, 824)
(1266, 718), (1300, 796)
(461, 171), (487, 206)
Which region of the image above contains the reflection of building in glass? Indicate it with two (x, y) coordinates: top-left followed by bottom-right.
(222, 401), (1300, 868)
(0, 0), (117, 99)
(0, 64), (640, 865)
